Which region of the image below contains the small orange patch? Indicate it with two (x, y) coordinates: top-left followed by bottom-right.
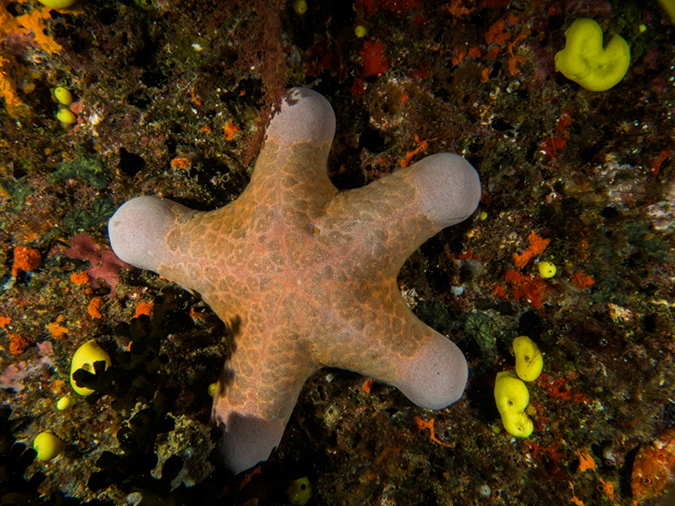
(70, 271), (90, 285)
(189, 307), (205, 321)
(374, 445), (401, 465)
(133, 301), (154, 319)
(447, 0), (472, 16)
(569, 482), (585, 506)
(414, 416), (453, 447)
(526, 231), (551, 253)
(504, 269), (551, 309)
(480, 67), (491, 82)
(190, 85), (202, 106)
(224, 119), (240, 141)
(540, 374), (590, 404)
(492, 283), (508, 298)
(467, 46), (481, 58)
(400, 135), (434, 168)
(506, 26), (530, 76)
(11, 246), (41, 276)
(577, 448), (596, 472)
(170, 155), (192, 170)
(46, 315), (68, 340)
(88, 297), (103, 319)
(9, 333), (31, 355)
(0, 57), (29, 119)
(485, 19), (510, 46)
(361, 40), (389, 77)
(651, 149), (671, 177)
(239, 465), (261, 488)
(513, 231), (551, 267)
(452, 48), (467, 66)
(599, 478), (615, 500)
(0, 316), (11, 329)
(363, 378), (375, 393)
(571, 271), (595, 289)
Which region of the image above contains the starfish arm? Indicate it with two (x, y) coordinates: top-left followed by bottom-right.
(109, 196), (237, 300)
(238, 87), (338, 226)
(212, 325), (317, 474)
(405, 153), (482, 229)
(390, 324), (468, 409)
(213, 410), (288, 475)
(311, 285), (468, 410)
(239, 140), (338, 228)
(265, 87), (335, 153)
(321, 153), (481, 275)
(108, 195), (200, 274)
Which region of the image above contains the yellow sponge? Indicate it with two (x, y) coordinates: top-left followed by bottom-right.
(555, 18), (630, 91)
(659, 0), (675, 21)
(33, 432), (65, 461)
(494, 371), (533, 437)
(54, 87), (73, 106)
(70, 339), (111, 396)
(57, 109), (77, 125)
(287, 476), (312, 505)
(513, 336), (544, 382)
(38, 0), (76, 8)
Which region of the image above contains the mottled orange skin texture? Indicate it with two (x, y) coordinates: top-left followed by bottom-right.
(162, 139), (439, 417)
(631, 427), (675, 502)
(110, 88), (479, 472)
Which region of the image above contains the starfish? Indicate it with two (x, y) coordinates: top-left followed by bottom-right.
(108, 87), (481, 473)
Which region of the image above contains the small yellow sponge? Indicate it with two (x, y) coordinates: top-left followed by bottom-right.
(38, 0), (76, 8)
(555, 18), (630, 92)
(513, 336), (544, 382)
(292, 0), (307, 15)
(70, 339), (111, 396)
(54, 87), (73, 106)
(287, 476), (312, 505)
(537, 261), (556, 279)
(56, 396), (74, 411)
(33, 432), (65, 461)
(57, 109), (77, 125)
(494, 371), (533, 437)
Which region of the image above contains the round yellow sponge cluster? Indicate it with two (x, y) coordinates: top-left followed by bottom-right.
(494, 336), (544, 437)
(555, 18), (630, 92)
(494, 371), (533, 437)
